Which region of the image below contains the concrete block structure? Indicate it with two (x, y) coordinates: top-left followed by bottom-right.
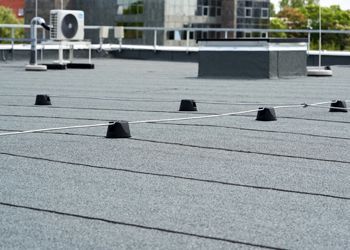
(198, 39), (307, 79)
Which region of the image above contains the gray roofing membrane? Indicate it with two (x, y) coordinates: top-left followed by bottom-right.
(0, 59), (349, 249)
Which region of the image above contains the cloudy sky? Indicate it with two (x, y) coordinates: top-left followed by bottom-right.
(271, 0), (350, 10)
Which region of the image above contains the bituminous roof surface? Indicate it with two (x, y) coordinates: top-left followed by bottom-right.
(0, 59), (349, 249)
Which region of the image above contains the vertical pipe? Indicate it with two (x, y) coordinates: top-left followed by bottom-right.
(11, 28), (14, 49)
(29, 20), (38, 65)
(88, 44), (91, 64)
(69, 45), (73, 62)
(153, 29), (157, 52)
(58, 42), (64, 64)
(41, 28), (45, 62)
(119, 38), (122, 52)
(34, 26), (37, 64)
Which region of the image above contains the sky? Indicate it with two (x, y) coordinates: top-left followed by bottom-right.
(271, 0), (350, 11)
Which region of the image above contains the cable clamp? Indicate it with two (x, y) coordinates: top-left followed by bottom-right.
(302, 103), (309, 108)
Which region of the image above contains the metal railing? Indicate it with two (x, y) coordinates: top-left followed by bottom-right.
(0, 24), (46, 49)
(1, 23), (350, 52)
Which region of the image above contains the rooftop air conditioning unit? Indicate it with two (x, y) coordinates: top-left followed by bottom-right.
(50, 10), (84, 41)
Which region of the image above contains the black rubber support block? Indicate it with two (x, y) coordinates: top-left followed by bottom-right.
(35, 94), (52, 105)
(256, 107), (277, 121)
(106, 121), (131, 138)
(67, 63), (95, 69)
(179, 99), (197, 111)
(43, 64), (67, 70)
(329, 100), (348, 113)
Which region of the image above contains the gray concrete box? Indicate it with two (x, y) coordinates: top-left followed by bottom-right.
(198, 39), (307, 79)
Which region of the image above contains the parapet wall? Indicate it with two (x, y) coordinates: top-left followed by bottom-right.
(1, 46), (350, 67)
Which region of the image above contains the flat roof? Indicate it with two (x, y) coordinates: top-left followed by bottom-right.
(0, 59), (349, 249)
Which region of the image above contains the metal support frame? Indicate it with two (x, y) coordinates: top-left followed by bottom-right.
(42, 40), (92, 65)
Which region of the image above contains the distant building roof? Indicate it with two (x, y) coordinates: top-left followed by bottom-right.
(0, 0), (24, 18)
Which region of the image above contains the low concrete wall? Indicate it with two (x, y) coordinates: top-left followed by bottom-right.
(2, 47), (350, 66)
(308, 54), (350, 66)
(0, 49), (114, 62)
(111, 50), (198, 62)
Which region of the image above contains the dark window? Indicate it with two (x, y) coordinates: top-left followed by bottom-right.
(196, 0), (222, 16)
(209, 7), (216, 16)
(245, 8), (252, 17)
(216, 7), (221, 16)
(253, 9), (260, 18)
(203, 7), (208, 15)
(167, 31), (174, 40)
(261, 8), (269, 18)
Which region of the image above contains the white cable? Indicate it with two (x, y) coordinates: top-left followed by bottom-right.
(129, 108), (262, 124)
(308, 105), (350, 111)
(0, 100), (346, 137)
(306, 101), (349, 110)
(0, 109), (262, 137)
(306, 101), (333, 106)
(0, 122), (111, 137)
(273, 104), (306, 109)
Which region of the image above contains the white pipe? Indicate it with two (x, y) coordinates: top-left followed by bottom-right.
(29, 17), (48, 65)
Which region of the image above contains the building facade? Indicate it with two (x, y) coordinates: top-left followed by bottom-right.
(24, 0), (270, 45)
(24, 0), (116, 42)
(116, 0), (270, 45)
(25, 0), (116, 26)
(236, 0), (270, 38)
(0, 0), (25, 19)
(116, 0), (226, 45)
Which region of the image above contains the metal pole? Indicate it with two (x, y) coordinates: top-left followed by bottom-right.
(35, 0), (38, 17)
(11, 28), (14, 50)
(186, 29), (190, 53)
(308, 30), (311, 52)
(307, 19), (312, 52)
(119, 38), (122, 52)
(153, 29), (157, 52)
(34, 0), (38, 64)
(318, 0), (322, 67)
(30, 20), (38, 64)
(41, 28), (45, 62)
